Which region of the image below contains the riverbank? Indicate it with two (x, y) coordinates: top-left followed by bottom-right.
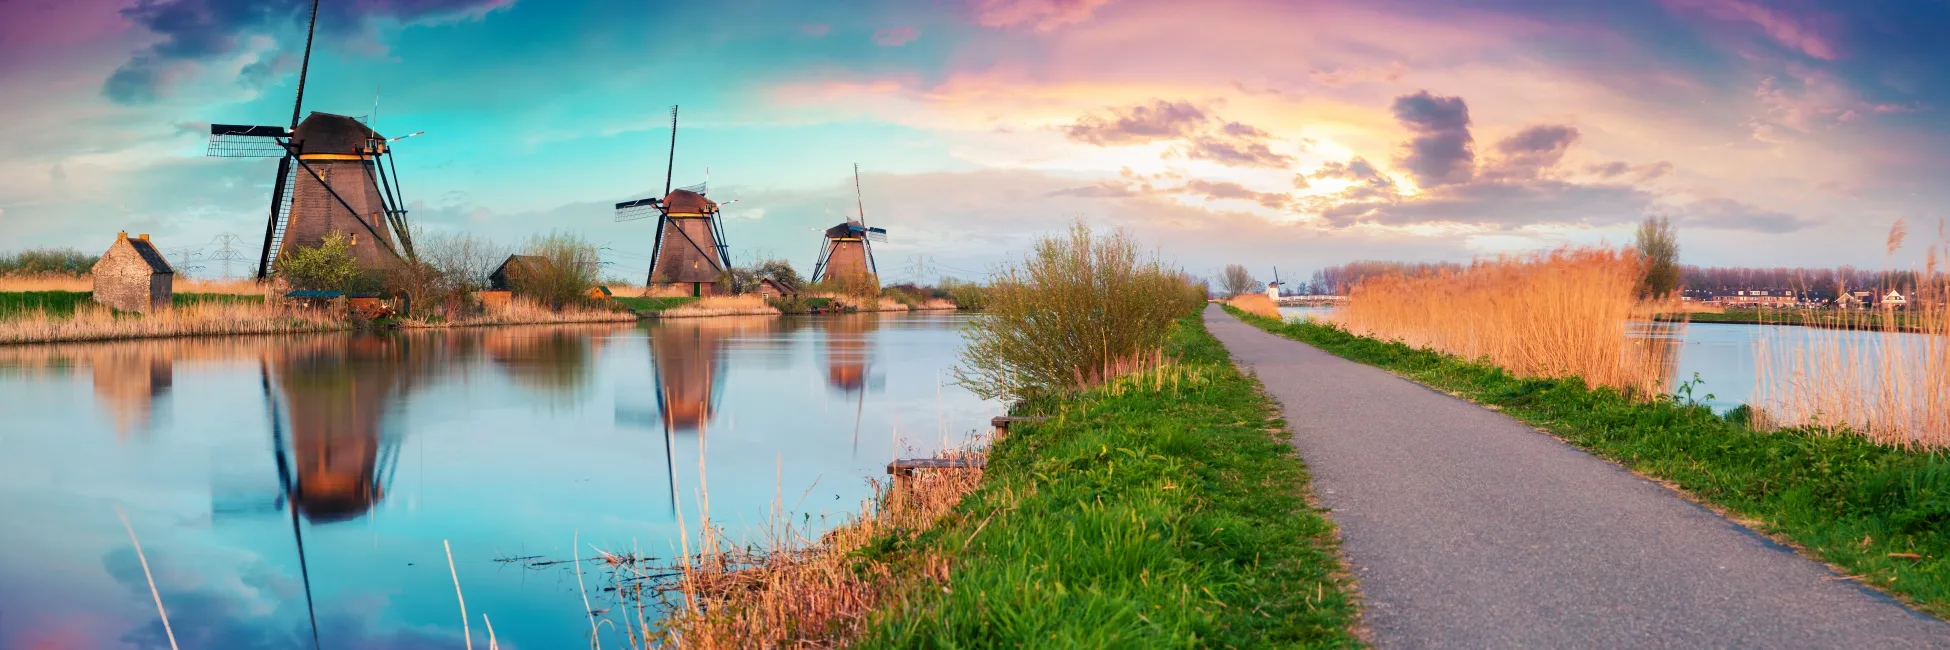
(1659, 309), (1927, 333)
(1228, 307), (1950, 619)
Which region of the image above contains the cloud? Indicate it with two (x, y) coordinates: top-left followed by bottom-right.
(1390, 90), (1475, 187)
(1062, 100), (1208, 145)
(1663, 0), (1837, 60)
(1309, 61), (1407, 87)
(1482, 124), (1579, 180)
(1048, 183), (1140, 198)
(967, 0), (1117, 31)
(873, 26), (920, 46)
(106, 0), (515, 103)
(800, 23), (831, 37)
(1178, 124), (1295, 168)
(1666, 197), (1815, 233)
(1183, 179), (1290, 209)
(1585, 160), (1673, 182)
(1315, 179), (1652, 230)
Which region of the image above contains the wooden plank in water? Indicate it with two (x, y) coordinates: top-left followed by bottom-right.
(886, 457), (984, 474)
(990, 416), (1050, 428)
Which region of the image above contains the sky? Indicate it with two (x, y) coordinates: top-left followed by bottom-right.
(1, 0), (1946, 284)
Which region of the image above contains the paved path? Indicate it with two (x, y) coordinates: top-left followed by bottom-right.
(1202, 306), (1950, 649)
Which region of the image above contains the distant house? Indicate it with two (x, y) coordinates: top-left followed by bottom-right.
(489, 255), (549, 291)
(754, 278), (798, 299)
(1711, 288), (1799, 308)
(92, 232), (174, 313)
(1883, 290), (1908, 308)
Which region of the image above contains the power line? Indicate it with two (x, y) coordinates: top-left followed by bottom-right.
(210, 233), (247, 279)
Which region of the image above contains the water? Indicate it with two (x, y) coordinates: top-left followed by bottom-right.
(0, 313), (997, 649)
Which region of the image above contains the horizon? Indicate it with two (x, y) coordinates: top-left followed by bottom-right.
(2, 0), (1945, 283)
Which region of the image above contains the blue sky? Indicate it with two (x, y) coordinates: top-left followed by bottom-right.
(2, 0), (1947, 282)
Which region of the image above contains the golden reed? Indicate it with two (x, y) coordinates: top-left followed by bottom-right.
(1224, 293), (1282, 319)
(1336, 247), (1672, 396)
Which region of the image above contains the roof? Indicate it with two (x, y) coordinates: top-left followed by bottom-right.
(123, 238), (174, 274)
(825, 220), (865, 238)
(293, 112), (384, 155)
(663, 189), (717, 216)
(493, 254), (548, 277)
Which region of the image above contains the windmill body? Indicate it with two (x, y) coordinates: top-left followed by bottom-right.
(282, 112), (406, 270)
(642, 188), (731, 296)
(810, 165), (887, 291)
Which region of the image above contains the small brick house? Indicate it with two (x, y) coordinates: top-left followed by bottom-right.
(92, 232), (174, 312)
(755, 278), (797, 299)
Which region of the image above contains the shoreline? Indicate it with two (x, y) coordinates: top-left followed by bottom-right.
(1656, 311), (1929, 333)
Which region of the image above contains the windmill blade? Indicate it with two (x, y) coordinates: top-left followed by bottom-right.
(207, 124), (290, 158)
(866, 227), (888, 243)
(615, 197), (663, 222)
(677, 181), (707, 195)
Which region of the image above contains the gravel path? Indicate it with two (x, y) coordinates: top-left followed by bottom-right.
(1202, 305), (1950, 649)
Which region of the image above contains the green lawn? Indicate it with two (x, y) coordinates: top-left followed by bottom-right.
(1, 291), (265, 319)
(858, 315), (1361, 647)
(1229, 307), (1950, 620)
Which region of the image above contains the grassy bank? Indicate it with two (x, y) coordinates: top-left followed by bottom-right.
(1665, 310), (1925, 332)
(856, 315), (1360, 647)
(1228, 307), (1950, 619)
(612, 296), (698, 314)
(1, 291), (265, 319)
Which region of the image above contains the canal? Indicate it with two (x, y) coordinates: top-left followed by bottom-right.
(0, 313), (997, 648)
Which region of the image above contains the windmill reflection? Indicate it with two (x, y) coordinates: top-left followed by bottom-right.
(269, 336), (409, 522)
(823, 313), (878, 393)
(620, 317), (773, 511)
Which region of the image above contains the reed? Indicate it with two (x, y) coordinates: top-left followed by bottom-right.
(0, 300), (342, 345)
(1224, 293), (1282, 319)
(1335, 247), (1670, 396)
(0, 274), (268, 295)
(1754, 276), (1950, 449)
(400, 296), (634, 328)
(655, 295), (782, 318)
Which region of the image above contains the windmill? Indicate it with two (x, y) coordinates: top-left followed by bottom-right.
(615, 106), (733, 298)
(204, 0), (420, 280)
(1268, 266), (1284, 300)
(810, 164), (888, 289)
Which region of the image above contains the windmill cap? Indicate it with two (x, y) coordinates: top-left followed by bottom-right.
(663, 189), (716, 215)
(293, 111), (385, 155)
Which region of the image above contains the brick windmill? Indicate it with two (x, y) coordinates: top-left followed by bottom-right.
(615, 106), (734, 297)
(810, 164), (888, 289)
(204, 0), (421, 280)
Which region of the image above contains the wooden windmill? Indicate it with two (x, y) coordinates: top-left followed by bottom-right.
(810, 164), (888, 289)
(205, 0), (420, 280)
(615, 106), (733, 297)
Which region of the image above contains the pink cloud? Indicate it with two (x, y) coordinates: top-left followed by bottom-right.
(874, 26), (920, 46)
(801, 23), (831, 37)
(1664, 0), (1837, 60)
(968, 0), (1117, 31)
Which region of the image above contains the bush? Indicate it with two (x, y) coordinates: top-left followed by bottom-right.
(511, 231), (600, 310)
(955, 222), (1205, 401)
(938, 277), (988, 311)
(275, 233), (365, 292)
(0, 248), (97, 276)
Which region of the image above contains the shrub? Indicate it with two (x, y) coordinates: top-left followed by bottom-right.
(511, 231), (600, 310)
(275, 233), (364, 292)
(938, 277), (987, 311)
(955, 222), (1205, 401)
(0, 248), (97, 276)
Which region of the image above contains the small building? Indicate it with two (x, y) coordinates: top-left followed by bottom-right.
(754, 278), (798, 299)
(489, 255), (549, 291)
(92, 232), (174, 313)
(586, 285), (614, 300)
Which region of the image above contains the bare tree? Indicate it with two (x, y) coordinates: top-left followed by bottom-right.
(1220, 264), (1258, 297)
(1635, 215), (1680, 299)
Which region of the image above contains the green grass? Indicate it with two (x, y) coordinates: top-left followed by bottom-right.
(857, 315), (1361, 648)
(612, 296), (697, 313)
(1, 291), (265, 319)
(1228, 307), (1950, 619)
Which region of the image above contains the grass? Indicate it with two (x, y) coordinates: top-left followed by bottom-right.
(656, 295), (781, 318)
(1673, 310), (1925, 332)
(1225, 293), (1282, 318)
(1229, 307), (1950, 620)
(856, 315), (1360, 647)
(0, 301), (342, 345)
(0, 291), (266, 319)
(612, 296), (698, 313)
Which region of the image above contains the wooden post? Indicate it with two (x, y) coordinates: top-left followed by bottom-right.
(988, 416), (1050, 441)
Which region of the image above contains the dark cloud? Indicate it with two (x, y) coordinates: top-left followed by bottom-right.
(1183, 179), (1290, 209)
(106, 0), (512, 103)
(1309, 157), (1396, 200)
(1483, 124), (1579, 180)
(1390, 90), (1475, 187)
(1668, 198), (1816, 233)
(1062, 100), (1208, 145)
(1585, 160), (1673, 182)
(1181, 135), (1294, 168)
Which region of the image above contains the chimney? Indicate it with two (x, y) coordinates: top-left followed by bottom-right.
(117, 231), (128, 241)
(138, 234), (150, 241)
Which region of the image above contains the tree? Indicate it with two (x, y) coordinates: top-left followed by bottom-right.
(276, 232), (362, 291)
(1634, 215), (1680, 299)
(512, 231), (600, 309)
(1220, 264), (1258, 297)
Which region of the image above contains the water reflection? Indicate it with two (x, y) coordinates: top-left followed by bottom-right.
(0, 316), (997, 649)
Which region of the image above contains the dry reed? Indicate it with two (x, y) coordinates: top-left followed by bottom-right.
(1754, 249), (1950, 448)
(400, 296), (635, 328)
(1225, 294), (1282, 319)
(0, 274), (267, 294)
(0, 300), (342, 345)
(1337, 247), (1672, 395)
(612, 448), (987, 648)
(656, 295), (781, 319)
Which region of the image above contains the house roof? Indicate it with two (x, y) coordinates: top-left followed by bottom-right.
(825, 220), (865, 239)
(492, 254), (548, 277)
(293, 111), (383, 155)
(124, 238), (174, 274)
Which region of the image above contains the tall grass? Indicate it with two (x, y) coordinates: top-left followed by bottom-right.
(0, 301), (341, 345)
(398, 296), (635, 329)
(0, 274), (266, 294)
(956, 222), (1205, 401)
(1755, 264), (1950, 448)
(1337, 247), (1671, 395)
(1225, 293), (1281, 319)
(655, 295), (781, 318)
